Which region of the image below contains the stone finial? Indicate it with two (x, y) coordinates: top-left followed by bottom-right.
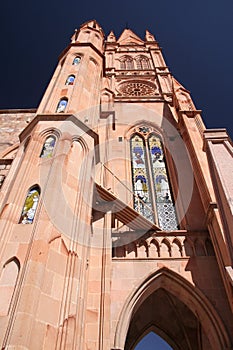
(107, 31), (116, 42)
(71, 29), (78, 43)
(145, 29), (156, 41)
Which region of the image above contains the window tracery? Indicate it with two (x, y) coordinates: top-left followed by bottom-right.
(119, 55), (150, 71)
(135, 56), (150, 69)
(130, 128), (178, 230)
(118, 81), (157, 97)
(120, 56), (134, 70)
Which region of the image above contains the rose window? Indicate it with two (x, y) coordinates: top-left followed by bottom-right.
(118, 81), (157, 97)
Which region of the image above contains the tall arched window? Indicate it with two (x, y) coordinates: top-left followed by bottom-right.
(130, 128), (178, 230)
(65, 75), (75, 85)
(131, 134), (153, 221)
(120, 56), (134, 70)
(40, 135), (56, 158)
(135, 56), (150, 70)
(56, 98), (68, 113)
(19, 186), (40, 224)
(72, 56), (81, 65)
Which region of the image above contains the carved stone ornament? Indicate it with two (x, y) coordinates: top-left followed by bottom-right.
(118, 81), (157, 97)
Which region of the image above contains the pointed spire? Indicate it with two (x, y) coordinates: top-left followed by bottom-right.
(79, 20), (104, 37)
(107, 30), (116, 42)
(145, 30), (156, 42)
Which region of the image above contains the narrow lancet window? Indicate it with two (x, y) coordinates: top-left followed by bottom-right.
(19, 186), (40, 224)
(65, 75), (75, 85)
(130, 134), (153, 221)
(40, 135), (56, 158)
(0, 258), (20, 316)
(56, 98), (68, 113)
(130, 130), (178, 230)
(148, 134), (177, 230)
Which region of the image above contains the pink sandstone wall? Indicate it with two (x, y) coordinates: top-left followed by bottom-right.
(0, 109), (36, 155)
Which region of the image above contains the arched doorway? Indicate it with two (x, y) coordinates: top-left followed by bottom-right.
(114, 268), (230, 350)
(125, 288), (205, 350)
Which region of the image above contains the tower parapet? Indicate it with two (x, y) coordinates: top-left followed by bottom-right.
(73, 20), (104, 52)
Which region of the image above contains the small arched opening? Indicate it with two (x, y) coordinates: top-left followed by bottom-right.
(135, 331), (172, 350)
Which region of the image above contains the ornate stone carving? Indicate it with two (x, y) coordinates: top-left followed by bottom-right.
(118, 81), (157, 97)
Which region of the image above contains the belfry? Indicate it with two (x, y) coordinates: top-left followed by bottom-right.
(0, 20), (232, 349)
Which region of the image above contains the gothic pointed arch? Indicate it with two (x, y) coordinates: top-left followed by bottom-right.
(0, 257), (20, 316)
(119, 55), (134, 70)
(134, 329), (172, 350)
(114, 267), (231, 350)
(135, 55), (150, 70)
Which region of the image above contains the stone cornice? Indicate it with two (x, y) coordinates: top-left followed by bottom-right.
(0, 108), (37, 114)
(59, 42), (104, 61)
(203, 128), (231, 151)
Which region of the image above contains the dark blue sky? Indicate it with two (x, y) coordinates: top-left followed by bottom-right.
(1, 0), (233, 138)
(135, 332), (172, 349)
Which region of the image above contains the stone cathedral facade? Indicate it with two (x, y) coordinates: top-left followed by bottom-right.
(0, 20), (232, 350)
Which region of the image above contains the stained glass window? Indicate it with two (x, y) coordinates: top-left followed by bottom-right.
(65, 75), (75, 85)
(19, 186), (40, 224)
(72, 56), (81, 65)
(56, 98), (68, 113)
(130, 134), (153, 221)
(148, 134), (178, 230)
(40, 135), (56, 158)
(130, 132), (178, 230)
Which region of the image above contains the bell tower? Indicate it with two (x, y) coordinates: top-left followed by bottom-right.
(0, 20), (232, 350)
(38, 19), (104, 126)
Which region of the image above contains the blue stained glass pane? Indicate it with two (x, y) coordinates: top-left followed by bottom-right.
(148, 134), (178, 230)
(73, 57), (81, 65)
(66, 75), (75, 85)
(130, 134), (153, 221)
(130, 132), (178, 229)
